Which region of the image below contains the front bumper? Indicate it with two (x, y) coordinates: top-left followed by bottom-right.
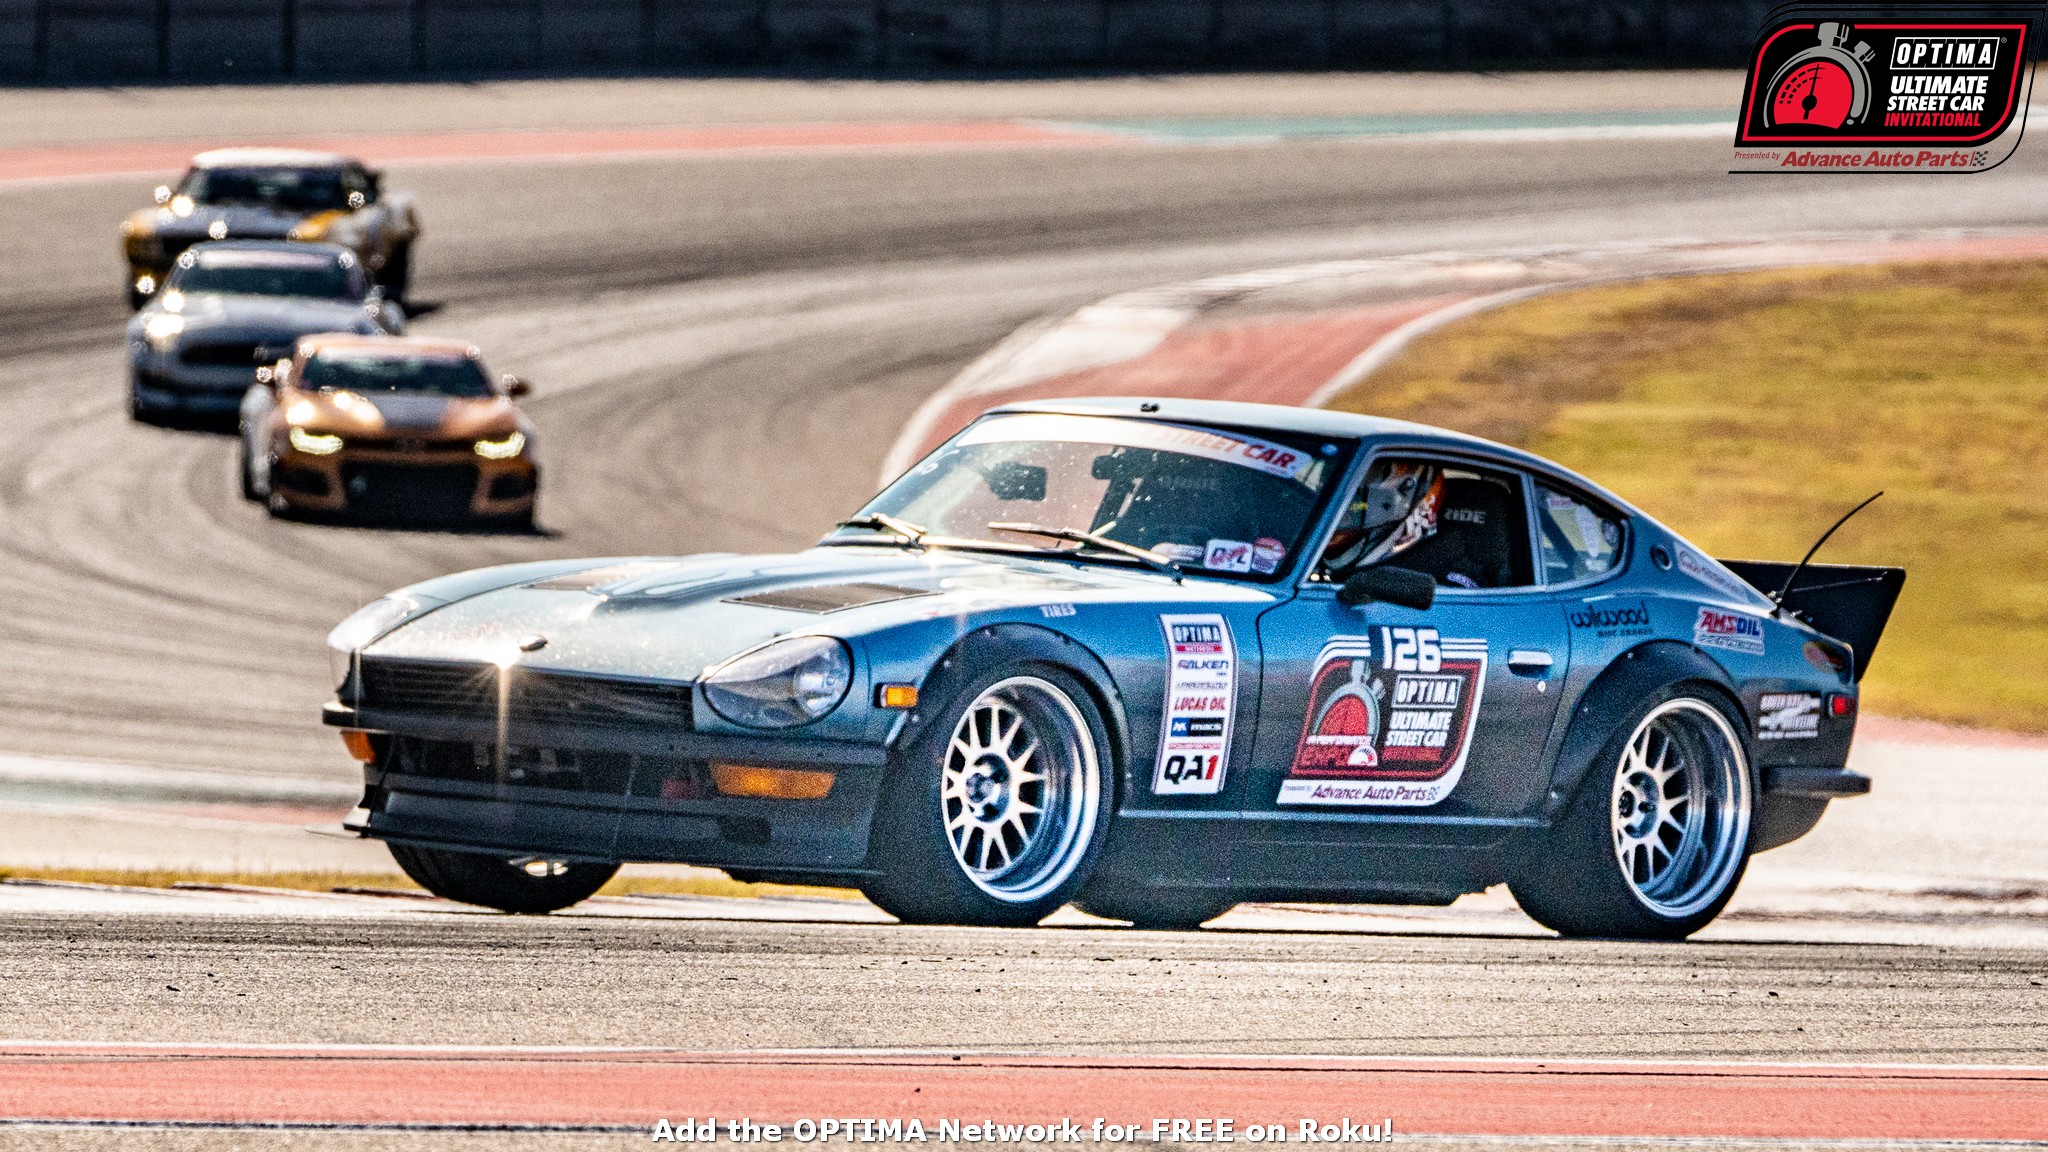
(130, 357), (257, 415)
(272, 443), (537, 522)
(326, 700), (890, 871)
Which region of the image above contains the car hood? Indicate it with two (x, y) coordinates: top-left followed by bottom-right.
(288, 389), (520, 438)
(142, 294), (372, 340)
(141, 203), (316, 241)
(365, 546), (1274, 682)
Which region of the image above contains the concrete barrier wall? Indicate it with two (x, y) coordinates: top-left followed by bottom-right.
(2, 0), (1779, 83)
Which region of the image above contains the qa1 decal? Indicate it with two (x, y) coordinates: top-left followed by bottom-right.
(1277, 627), (1489, 808)
(1151, 613), (1236, 796)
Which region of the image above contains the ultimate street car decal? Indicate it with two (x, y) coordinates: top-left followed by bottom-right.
(1151, 614), (1236, 795)
(1277, 628), (1488, 808)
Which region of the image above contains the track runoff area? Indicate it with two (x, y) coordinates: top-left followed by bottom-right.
(5, 76), (2048, 1146)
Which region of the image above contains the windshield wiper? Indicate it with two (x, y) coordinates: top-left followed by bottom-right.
(832, 512), (930, 550)
(988, 522), (1182, 583)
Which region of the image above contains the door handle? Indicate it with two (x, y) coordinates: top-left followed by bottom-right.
(1507, 649), (1554, 675)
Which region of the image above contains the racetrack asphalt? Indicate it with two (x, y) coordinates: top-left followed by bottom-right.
(4, 74), (2048, 1146)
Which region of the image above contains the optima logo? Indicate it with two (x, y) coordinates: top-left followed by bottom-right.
(1170, 623), (1222, 645)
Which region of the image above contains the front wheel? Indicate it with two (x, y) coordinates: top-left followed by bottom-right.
(388, 843), (617, 914)
(862, 666), (1112, 927)
(1509, 690), (1754, 940)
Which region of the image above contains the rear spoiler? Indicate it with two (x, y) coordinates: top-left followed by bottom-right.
(1716, 559), (1906, 682)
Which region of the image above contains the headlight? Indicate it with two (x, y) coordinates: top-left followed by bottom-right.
(702, 636), (852, 729)
(325, 596), (418, 687)
(141, 313), (184, 349)
(288, 217), (330, 241)
(290, 427), (344, 455)
(473, 430), (526, 460)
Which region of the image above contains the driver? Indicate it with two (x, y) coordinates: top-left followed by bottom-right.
(1322, 461), (1442, 573)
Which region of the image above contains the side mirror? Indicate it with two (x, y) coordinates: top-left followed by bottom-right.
(153, 185), (172, 205)
(1337, 565), (1436, 611)
(502, 374), (532, 398)
(254, 366), (273, 386)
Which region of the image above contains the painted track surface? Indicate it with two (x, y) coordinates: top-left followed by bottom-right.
(5, 76), (2048, 1146)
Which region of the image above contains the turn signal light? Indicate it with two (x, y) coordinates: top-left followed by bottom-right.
(338, 729), (377, 763)
(876, 684), (919, 709)
(1828, 694), (1856, 718)
(710, 764), (835, 800)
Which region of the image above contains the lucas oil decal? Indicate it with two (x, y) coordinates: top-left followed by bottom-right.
(1277, 628), (1488, 808)
(1694, 606), (1766, 655)
(1151, 613), (1236, 795)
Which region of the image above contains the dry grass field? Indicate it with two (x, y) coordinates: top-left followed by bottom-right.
(1330, 260), (2048, 732)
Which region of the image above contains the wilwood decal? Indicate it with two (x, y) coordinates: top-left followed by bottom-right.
(1277, 628), (1488, 808)
(1731, 4), (2036, 173)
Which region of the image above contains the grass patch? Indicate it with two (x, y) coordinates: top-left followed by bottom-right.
(1328, 259), (2048, 732)
(0, 866), (859, 901)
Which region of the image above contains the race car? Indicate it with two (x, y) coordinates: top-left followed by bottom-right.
(321, 398), (1901, 937)
(241, 335), (538, 528)
(127, 241), (404, 424)
(120, 148), (421, 309)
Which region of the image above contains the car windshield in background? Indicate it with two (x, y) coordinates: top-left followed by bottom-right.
(179, 167), (350, 212)
(170, 259), (358, 300)
(838, 413), (1350, 580)
(301, 353), (493, 398)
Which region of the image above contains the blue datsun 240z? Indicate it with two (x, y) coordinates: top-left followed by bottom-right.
(324, 398), (1902, 938)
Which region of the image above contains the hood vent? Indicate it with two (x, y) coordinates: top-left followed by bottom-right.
(726, 582), (933, 614)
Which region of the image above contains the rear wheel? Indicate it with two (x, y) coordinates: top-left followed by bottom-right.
(1072, 882), (1238, 930)
(1509, 690), (1754, 940)
(387, 843), (617, 914)
(862, 666), (1111, 927)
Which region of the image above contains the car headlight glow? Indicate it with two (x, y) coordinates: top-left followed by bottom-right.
(702, 636), (852, 729)
(290, 426), (344, 455)
(325, 595), (418, 688)
(141, 313), (184, 348)
(473, 430), (526, 460)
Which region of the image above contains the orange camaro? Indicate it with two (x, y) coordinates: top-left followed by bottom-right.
(240, 335), (538, 529)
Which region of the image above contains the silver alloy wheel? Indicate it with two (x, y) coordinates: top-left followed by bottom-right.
(1610, 698), (1752, 919)
(940, 675), (1101, 904)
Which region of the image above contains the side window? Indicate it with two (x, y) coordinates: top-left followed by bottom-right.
(341, 167), (375, 206)
(1535, 483), (1625, 584)
(1321, 456), (1535, 589)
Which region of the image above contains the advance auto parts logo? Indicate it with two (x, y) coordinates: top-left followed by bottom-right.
(1731, 4), (2036, 173)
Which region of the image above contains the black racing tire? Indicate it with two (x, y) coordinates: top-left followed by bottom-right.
(1508, 685), (1756, 941)
(1072, 882), (1238, 930)
(378, 241), (413, 301)
(862, 662), (1114, 927)
(387, 843), (617, 914)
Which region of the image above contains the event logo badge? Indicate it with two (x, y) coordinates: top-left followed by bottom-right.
(1277, 629), (1488, 808)
(1731, 4), (2035, 172)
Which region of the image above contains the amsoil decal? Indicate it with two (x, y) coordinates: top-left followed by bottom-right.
(1694, 607), (1767, 656)
(1151, 614), (1236, 796)
(1277, 628), (1488, 808)
(1758, 692), (1823, 740)
(1731, 6), (2035, 172)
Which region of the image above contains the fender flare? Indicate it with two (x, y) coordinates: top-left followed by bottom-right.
(1542, 640), (1747, 819)
(884, 623), (1132, 787)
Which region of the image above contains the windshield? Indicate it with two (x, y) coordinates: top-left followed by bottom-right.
(169, 256), (361, 300)
(300, 353), (494, 398)
(178, 166), (353, 212)
(836, 414), (1351, 581)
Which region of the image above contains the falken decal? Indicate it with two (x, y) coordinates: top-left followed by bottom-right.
(1151, 613), (1235, 796)
(1758, 692), (1821, 740)
(1277, 627), (1488, 808)
(1694, 606), (1766, 655)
